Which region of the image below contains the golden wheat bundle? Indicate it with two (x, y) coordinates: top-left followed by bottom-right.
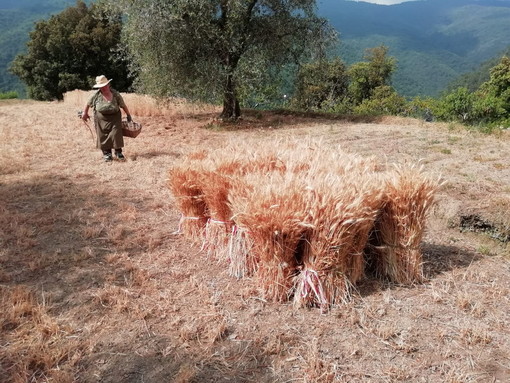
(193, 146), (287, 265)
(229, 172), (310, 301)
(225, 174), (257, 278)
(202, 141), (285, 176)
(196, 150), (258, 262)
(168, 165), (210, 241)
(365, 164), (440, 284)
(293, 173), (383, 309)
(215, 158), (246, 176)
(274, 138), (329, 176)
(187, 149), (210, 161)
(228, 224), (256, 278)
(199, 145), (288, 266)
(279, 139), (383, 180)
(243, 152), (287, 174)
(200, 170), (235, 260)
(313, 148), (382, 178)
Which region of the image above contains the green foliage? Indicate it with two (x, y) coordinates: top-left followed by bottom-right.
(353, 85), (407, 116)
(471, 92), (506, 125)
(292, 47), (510, 128)
(434, 56), (510, 129)
(10, 1), (131, 100)
(322, 0), (510, 97)
(0, 91), (18, 100)
(0, 0), (85, 95)
(406, 96), (437, 120)
(348, 46), (396, 105)
(482, 56), (510, 113)
(434, 87), (473, 123)
(110, 0), (335, 119)
(293, 46), (397, 116)
(292, 58), (349, 110)
(446, 47), (510, 93)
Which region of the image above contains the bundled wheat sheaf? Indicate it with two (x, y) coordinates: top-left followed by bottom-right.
(168, 140), (440, 308)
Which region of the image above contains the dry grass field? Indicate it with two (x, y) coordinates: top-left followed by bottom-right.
(1, 92), (509, 383)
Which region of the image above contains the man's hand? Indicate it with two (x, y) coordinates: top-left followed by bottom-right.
(81, 111), (90, 121)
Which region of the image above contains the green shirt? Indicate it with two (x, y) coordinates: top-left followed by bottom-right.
(88, 89), (126, 115)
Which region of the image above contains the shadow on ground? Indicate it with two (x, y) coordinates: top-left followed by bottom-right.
(422, 242), (481, 277)
(0, 173), (279, 383)
(0, 174), (127, 293)
(356, 242), (481, 298)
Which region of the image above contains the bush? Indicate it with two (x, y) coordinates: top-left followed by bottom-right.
(293, 58), (349, 111)
(0, 91), (18, 100)
(471, 92), (507, 124)
(406, 96), (437, 121)
(353, 86), (407, 116)
(434, 87), (473, 123)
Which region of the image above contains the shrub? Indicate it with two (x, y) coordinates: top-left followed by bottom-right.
(353, 86), (407, 116)
(406, 96), (437, 121)
(0, 91), (18, 100)
(293, 58), (349, 111)
(434, 87), (474, 123)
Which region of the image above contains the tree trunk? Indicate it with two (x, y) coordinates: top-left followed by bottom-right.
(220, 72), (241, 120)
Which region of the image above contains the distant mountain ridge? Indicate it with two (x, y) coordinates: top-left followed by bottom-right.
(318, 0), (510, 96)
(1, 0), (510, 98)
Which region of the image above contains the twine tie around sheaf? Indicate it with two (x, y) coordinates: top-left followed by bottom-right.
(173, 214), (202, 234)
(201, 218), (230, 252)
(301, 269), (328, 307)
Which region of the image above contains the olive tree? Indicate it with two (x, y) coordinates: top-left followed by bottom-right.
(110, 0), (335, 119)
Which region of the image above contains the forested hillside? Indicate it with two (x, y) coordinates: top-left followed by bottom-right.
(318, 0), (510, 97)
(0, 0), (81, 95)
(446, 46), (510, 92)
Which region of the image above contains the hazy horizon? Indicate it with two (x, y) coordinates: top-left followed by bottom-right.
(347, 0), (418, 5)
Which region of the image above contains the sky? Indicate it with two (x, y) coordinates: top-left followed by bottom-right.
(352, 0), (417, 4)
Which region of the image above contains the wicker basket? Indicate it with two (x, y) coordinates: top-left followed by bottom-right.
(122, 120), (142, 138)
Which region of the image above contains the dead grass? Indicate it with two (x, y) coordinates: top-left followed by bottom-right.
(0, 99), (509, 382)
(0, 285), (83, 383)
(64, 90), (219, 117)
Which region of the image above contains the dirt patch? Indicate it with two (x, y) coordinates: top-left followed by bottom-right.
(1, 100), (509, 382)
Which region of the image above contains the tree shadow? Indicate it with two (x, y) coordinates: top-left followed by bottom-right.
(199, 108), (389, 132)
(0, 173), (148, 306)
(0, 173), (279, 382)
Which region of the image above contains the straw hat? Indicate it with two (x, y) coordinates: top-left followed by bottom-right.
(92, 75), (112, 89)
